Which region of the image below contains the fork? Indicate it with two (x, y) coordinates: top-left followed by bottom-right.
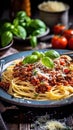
(0, 114), (8, 130)
(19, 123), (31, 130)
(0, 60), (5, 81)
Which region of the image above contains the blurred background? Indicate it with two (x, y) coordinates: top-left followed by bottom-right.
(31, 0), (73, 16)
(0, 0), (73, 20)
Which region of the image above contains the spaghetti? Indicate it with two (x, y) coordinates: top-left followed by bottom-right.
(0, 54), (73, 100)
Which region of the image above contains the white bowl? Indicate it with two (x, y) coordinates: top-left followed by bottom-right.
(38, 1), (70, 29)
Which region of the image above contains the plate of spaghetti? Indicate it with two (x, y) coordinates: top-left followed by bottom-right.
(0, 49), (73, 108)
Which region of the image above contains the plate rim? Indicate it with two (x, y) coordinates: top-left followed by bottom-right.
(0, 49), (73, 108)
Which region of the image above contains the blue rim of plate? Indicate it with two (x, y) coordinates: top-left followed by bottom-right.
(13, 27), (50, 41)
(0, 49), (73, 108)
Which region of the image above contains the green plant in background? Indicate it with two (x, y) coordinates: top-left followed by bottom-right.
(1, 31), (13, 47)
(12, 25), (27, 39)
(0, 10), (47, 48)
(0, 22), (13, 48)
